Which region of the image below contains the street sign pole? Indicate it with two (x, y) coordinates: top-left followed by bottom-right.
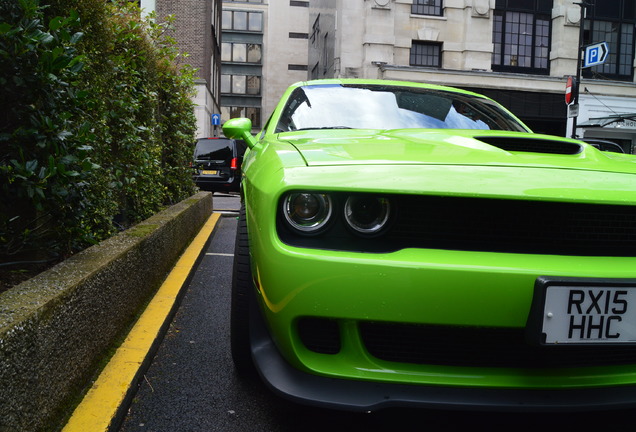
(211, 113), (221, 137)
(571, 1), (590, 139)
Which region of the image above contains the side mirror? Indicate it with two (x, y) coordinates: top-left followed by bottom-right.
(222, 118), (258, 149)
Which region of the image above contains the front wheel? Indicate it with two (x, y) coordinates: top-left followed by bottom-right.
(230, 204), (256, 375)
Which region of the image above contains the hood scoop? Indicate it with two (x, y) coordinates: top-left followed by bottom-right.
(476, 136), (583, 155)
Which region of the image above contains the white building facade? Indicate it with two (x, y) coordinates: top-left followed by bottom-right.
(221, 0), (310, 130)
(309, 0), (636, 153)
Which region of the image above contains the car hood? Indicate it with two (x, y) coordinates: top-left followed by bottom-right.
(279, 129), (636, 174)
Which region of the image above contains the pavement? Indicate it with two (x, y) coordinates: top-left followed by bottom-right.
(62, 194), (239, 432)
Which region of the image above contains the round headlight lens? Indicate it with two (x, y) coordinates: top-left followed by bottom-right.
(344, 195), (390, 234)
(283, 193), (332, 233)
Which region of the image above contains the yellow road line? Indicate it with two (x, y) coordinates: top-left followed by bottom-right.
(63, 212), (221, 432)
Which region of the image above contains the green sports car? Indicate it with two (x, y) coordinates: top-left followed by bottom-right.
(222, 79), (636, 411)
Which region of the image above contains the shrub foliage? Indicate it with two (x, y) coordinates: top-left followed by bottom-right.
(0, 0), (197, 264)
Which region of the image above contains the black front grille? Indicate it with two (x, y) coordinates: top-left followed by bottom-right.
(388, 196), (636, 256)
(278, 194), (636, 256)
(359, 321), (636, 368)
(298, 317), (341, 354)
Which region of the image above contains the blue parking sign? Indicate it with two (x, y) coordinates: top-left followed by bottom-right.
(584, 42), (609, 68)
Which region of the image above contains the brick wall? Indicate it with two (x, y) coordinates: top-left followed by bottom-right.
(157, 0), (213, 85)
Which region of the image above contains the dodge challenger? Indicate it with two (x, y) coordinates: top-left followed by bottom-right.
(222, 79), (636, 411)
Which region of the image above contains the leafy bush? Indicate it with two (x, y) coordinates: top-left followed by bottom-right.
(0, 0), (197, 266)
(0, 0), (93, 259)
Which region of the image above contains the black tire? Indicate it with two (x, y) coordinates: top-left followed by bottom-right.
(230, 204), (257, 375)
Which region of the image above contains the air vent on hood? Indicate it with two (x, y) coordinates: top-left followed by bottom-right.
(477, 136), (583, 155)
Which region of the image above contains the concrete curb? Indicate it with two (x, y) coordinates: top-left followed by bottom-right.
(0, 192), (213, 432)
(63, 212), (221, 432)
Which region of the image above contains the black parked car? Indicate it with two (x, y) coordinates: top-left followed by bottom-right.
(192, 137), (246, 193)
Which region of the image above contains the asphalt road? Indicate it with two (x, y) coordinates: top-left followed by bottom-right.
(118, 193), (636, 432)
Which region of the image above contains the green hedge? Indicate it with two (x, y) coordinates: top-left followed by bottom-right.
(0, 0), (197, 264)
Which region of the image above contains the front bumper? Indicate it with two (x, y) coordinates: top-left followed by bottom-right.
(249, 296), (636, 412)
(253, 238), (636, 381)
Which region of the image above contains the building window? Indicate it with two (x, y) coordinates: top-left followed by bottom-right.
(222, 10), (263, 32)
(289, 32), (309, 39)
(288, 64), (308, 71)
(492, 0), (552, 75)
(583, 0), (635, 81)
(412, 0), (443, 17)
(221, 43), (262, 63)
(221, 106), (261, 128)
(221, 74), (231, 93)
(246, 76), (261, 95)
(410, 41), (442, 67)
(221, 75), (261, 95)
(233, 75), (246, 94)
(290, 1), (309, 7)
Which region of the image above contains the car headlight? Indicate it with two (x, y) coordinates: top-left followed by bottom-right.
(344, 195), (391, 235)
(283, 192), (333, 234)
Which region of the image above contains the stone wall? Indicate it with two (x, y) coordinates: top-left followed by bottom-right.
(0, 192), (213, 432)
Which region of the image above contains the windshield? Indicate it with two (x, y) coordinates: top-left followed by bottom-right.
(275, 84), (529, 133)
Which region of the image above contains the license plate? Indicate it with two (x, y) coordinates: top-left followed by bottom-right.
(201, 170), (218, 175)
(541, 285), (636, 344)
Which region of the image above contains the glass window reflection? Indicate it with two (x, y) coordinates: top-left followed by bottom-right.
(276, 85), (528, 133)
(233, 11), (247, 30)
(247, 44), (261, 63)
(249, 12), (263, 31)
(233, 44), (246, 62)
